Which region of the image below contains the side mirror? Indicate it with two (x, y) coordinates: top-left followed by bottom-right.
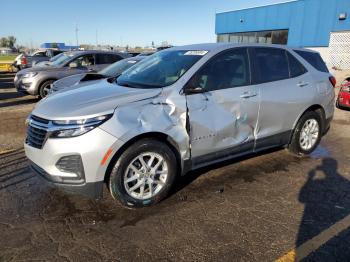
(183, 85), (205, 95)
(69, 62), (78, 68)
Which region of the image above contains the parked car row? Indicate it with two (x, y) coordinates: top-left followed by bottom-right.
(49, 56), (145, 94)
(13, 49), (64, 70)
(15, 50), (129, 98)
(23, 43), (336, 207)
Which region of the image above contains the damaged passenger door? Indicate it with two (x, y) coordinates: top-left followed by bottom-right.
(184, 48), (260, 166)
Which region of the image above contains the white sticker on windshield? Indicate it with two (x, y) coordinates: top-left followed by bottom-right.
(184, 50), (208, 56)
(127, 60), (137, 64)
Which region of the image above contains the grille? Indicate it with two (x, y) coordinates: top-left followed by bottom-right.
(31, 115), (50, 124)
(26, 115), (49, 149)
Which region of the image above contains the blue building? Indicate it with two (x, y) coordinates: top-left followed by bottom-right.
(40, 43), (78, 50)
(215, 0), (350, 68)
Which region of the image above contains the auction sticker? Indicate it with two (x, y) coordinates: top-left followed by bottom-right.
(184, 50), (208, 56)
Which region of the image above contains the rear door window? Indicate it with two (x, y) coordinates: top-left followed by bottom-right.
(72, 55), (95, 67)
(187, 47), (250, 92)
(287, 52), (307, 78)
(96, 54), (123, 64)
(33, 51), (46, 57)
(294, 50), (329, 73)
(251, 47), (289, 84)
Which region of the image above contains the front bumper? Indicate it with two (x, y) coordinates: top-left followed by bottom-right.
(14, 75), (37, 95)
(337, 91), (350, 109)
(31, 161), (104, 198)
(25, 127), (123, 198)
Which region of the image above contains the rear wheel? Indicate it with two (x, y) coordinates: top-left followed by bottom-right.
(289, 111), (322, 155)
(108, 139), (177, 207)
(39, 80), (54, 99)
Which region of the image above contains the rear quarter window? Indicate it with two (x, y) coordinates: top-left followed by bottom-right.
(287, 52), (307, 78)
(294, 50), (329, 73)
(251, 47), (289, 84)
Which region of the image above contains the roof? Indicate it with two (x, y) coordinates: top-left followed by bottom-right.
(170, 42), (297, 52)
(216, 0), (299, 14)
(63, 50), (129, 58)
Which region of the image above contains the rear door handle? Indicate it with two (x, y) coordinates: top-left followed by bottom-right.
(298, 82), (309, 87)
(240, 92), (257, 99)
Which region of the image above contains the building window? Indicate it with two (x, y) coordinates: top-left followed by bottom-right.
(217, 30), (289, 45)
(217, 34), (229, 42)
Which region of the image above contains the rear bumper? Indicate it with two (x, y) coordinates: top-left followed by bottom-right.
(31, 161), (104, 199)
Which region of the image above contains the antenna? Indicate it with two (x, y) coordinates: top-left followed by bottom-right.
(75, 23), (79, 47)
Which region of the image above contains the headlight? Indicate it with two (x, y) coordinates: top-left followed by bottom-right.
(50, 114), (112, 138)
(23, 72), (38, 78)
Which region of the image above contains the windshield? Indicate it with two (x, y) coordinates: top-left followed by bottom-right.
(50, 53), (75, 67)
(49, 52), (64, 62)
(99, 58), (141, 77)
(117, 50), (206, 88)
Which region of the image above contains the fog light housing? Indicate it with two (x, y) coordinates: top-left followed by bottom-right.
(55, 155), (85, 181)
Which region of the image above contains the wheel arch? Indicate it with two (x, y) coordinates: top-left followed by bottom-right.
(104, 132), (182, 183)
(37, 78), (57, 91)
(289, 104), (326, 144)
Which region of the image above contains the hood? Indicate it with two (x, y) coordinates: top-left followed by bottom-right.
(53, 73), (87, 89)
(32, 79), (162, 120)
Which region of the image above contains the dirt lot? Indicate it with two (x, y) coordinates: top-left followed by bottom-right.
(1, 72), (350, 261)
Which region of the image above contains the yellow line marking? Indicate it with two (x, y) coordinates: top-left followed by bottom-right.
(276, 214), (350, 261)
(276, 250), (296, 262)
(0, 149), (16, 155)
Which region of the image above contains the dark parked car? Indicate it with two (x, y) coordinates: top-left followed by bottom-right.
(14, 50), (130, 98)
(49, 56), (145, 95)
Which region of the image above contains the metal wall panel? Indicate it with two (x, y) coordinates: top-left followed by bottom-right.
(216, 0), (350, 47)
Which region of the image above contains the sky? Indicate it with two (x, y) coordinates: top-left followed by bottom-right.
(1, 0), (287, 48)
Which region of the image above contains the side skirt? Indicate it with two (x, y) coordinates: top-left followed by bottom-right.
(185, 130), (292, 173)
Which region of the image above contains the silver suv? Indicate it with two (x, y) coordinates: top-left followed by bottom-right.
(14, 50), (129, 98)
(25, 43), (335, 207)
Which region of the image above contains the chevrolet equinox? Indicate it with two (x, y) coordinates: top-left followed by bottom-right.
(25, 43), (335, 207)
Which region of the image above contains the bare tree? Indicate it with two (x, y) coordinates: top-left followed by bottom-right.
(0, 37), (9, 47)
(7, 36), (16, 48)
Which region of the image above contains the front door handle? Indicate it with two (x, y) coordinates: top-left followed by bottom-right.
(240, 92), (257, 99)
(298, 82), (309, 87)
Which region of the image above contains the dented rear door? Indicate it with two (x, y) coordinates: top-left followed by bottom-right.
(186, 47), (260, 162)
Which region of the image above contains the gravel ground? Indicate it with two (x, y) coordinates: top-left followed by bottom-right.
(0, 73), (350, 261)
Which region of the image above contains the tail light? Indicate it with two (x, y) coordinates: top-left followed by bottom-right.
(21, 56), (27, 65)
(329, 76), (336, 88)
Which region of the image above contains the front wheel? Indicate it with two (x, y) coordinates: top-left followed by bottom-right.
(289, 111), (322, 155)
(39, 80), (54, 99)
(108, 139), (177, 207)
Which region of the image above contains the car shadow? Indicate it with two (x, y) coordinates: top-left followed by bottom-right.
(0, 148), (35, 191)
(169, 146), (286, 197)
(0, 97), (38, 107)
(295, 158), (350, 260)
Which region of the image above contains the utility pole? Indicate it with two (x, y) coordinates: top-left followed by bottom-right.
(75, 23), (79, 47)
(96, 29), (98, 48)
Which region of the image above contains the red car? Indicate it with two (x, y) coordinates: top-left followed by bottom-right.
(336, 78), (350, 109)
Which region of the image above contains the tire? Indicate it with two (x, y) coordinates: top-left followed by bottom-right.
(39, 80), (54, 99)
(108, 138), (177, 208)
(289, 111), (322, 156)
